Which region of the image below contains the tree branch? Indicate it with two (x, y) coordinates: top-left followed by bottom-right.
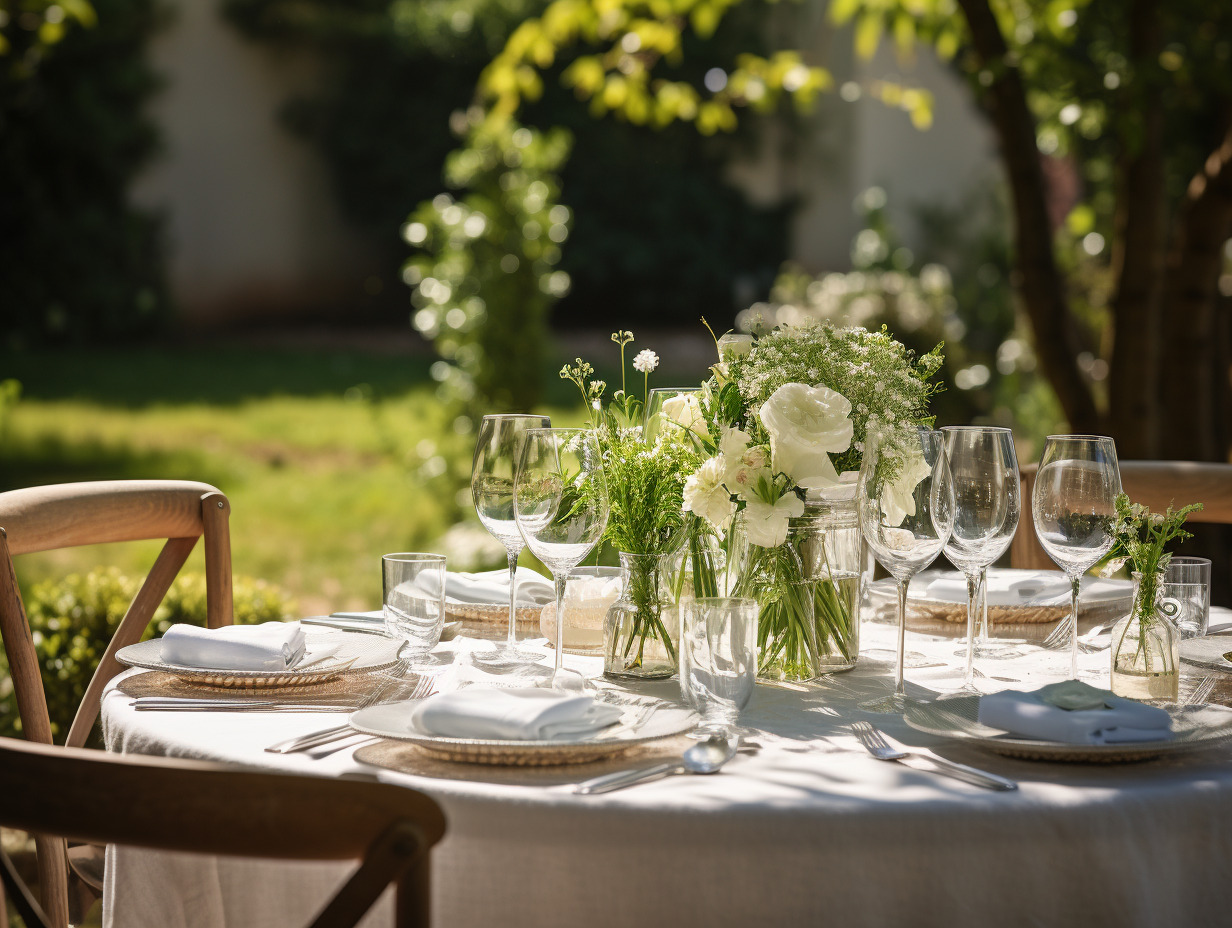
(956, 0), (1100, 432)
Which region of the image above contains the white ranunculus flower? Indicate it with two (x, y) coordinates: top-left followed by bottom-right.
(741, 493), (805, 548)
(758, 382), (853, 490)
(661, 393), (707, 437)
(683, 456), (735, 534)
(881, 452), (933, 527)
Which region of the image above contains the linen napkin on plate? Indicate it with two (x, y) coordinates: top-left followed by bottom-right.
(415, 567), (555, 607)
(977, 681), (1173, 744)
(925, 570), (1071, 606)
(411, 686), (622, 740)
(160, 621), (307, 671)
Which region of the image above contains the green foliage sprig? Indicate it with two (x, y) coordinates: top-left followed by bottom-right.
(561, 331), (700, 556)
(1107, 493), (1202, 628)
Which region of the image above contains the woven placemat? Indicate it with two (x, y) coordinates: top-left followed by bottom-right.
(117, 670), (423, 707)
(353, 734), (690, 783)
(909, 601), (1070, 625)
(446, 602), (544, 627)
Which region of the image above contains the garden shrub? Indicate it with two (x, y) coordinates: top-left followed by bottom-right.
(0, 568), (296, 741)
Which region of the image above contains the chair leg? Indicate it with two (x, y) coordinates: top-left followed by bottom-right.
(395, 858), (431, 928)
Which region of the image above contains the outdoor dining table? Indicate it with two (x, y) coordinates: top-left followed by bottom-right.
(100, 609), (1232, 928)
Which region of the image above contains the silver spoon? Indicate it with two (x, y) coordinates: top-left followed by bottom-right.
(573, 736), (737, 795)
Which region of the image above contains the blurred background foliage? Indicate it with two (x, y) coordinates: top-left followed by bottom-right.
(223, 0), (792, 342)
(0, 0), (167, 347)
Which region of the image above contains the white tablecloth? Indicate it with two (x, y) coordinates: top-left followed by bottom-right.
(101, 611), (1232, 928)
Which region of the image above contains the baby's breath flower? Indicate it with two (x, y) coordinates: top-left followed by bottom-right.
(633, 349), (659, 374)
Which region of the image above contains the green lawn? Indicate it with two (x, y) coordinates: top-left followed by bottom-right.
(0, 339), (709, 615)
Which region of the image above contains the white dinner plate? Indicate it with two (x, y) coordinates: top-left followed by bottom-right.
(1179, 633), (1232, 673)
(350, 696), (697, 766)
(903, 694), (1232, 763)
(903, 569), (1132, 607)
(116, 630), (404, 688)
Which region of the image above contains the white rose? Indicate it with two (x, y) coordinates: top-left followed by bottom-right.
(758, 383), (853, 490)
(741, 493), (805, 548)
(661, 393), (707, 437)
(881, 452), (933, 527)
(683, 456), (735, 534)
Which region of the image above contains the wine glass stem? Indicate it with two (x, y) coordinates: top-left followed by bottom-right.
(978, 566), (990, 644)
(964, 574), (979, 688)
(894, 578), (909, 697)
(553, 571), (568, 678)
(504, 547), (522, 653)
(1069, 574), (1081, 680)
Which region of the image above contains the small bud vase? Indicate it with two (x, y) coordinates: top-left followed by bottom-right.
(604, 552), (680, 679)
(1110, 570), (1180, 701)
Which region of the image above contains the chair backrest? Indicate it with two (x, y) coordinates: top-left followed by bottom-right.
(0, 480), (235, 926)
(0, 736), (446, 928)
(1011, 461), (1232, 569)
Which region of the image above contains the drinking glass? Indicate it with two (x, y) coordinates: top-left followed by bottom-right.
(1163, 556), (1211, 639)
(382, 553), (447, 655)
(942, 427), (1020, 690)
(857, 426), (953, 712)
(1032, 435), (1122, 679)
(680, 597), (757, 739)
(643, 388), (702, 445)
(471, 413), (551, 666)
(514, 428), (609, 689)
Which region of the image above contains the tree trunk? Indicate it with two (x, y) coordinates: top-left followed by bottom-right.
(956, 0), (1100, 434)
(1157, 110), (1232, 462)
(1105, 0), (1166, 458)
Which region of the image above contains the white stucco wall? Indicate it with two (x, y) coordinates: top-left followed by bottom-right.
(131, 0), (372, 323)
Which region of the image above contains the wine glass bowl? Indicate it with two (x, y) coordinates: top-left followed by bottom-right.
(856, 426), (953, 712)
(1032, 435), (1122, 679)
(471, 414), (551, 667)
(514, 428), (609, 688)
(941, 426), (1021, 685)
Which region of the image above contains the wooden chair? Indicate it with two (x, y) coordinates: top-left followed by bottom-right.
(1011, 461), (1232, 569)
(0, 736), (445, 928)
(0, 480), (234, 926)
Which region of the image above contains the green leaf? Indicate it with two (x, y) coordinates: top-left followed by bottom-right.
(855, 12), (885, 60)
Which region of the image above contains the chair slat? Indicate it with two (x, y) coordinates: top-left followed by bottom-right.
(0, 480), (217, 555)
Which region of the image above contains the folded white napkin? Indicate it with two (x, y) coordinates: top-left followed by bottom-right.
(160, 622), (307, 671)
(411, 686), (622, 740)
(925, 571), (1071, 606)
(415, 568), (555, 607)
(978, 685), (1173, 745)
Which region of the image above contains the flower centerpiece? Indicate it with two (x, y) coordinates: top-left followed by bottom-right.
(561, 333), (703, 678)
(684, 320), (943, 682)
(1105, 494), (1202, 701)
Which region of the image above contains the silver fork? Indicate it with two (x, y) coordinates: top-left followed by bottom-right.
(1184, 673), (1218, 706)
(303, 676), (440, 759)
(1042, 617), (1109, 653)
(850, 721), (1017, 791)
(265, 659), (416, 754)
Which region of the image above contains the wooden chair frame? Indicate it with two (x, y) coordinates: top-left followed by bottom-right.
(0, 737), (445, 928)
(0, 480), (235, 926)
(1011, 460), (1232, 569)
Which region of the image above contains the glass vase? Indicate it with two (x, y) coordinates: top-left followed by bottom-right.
(734, 490), (864, 683)
(604, 552), (681, 679)
(1110, 570), (1180, 702)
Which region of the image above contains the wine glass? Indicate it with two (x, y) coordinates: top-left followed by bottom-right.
(1032, 435), (1122, 679)
(471, 414), (551, 667)
(856, 426), (953, 712)
(942, 427), (1020, 691)
(514, 428), (609, 689)
(643, 388), (702, 445)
